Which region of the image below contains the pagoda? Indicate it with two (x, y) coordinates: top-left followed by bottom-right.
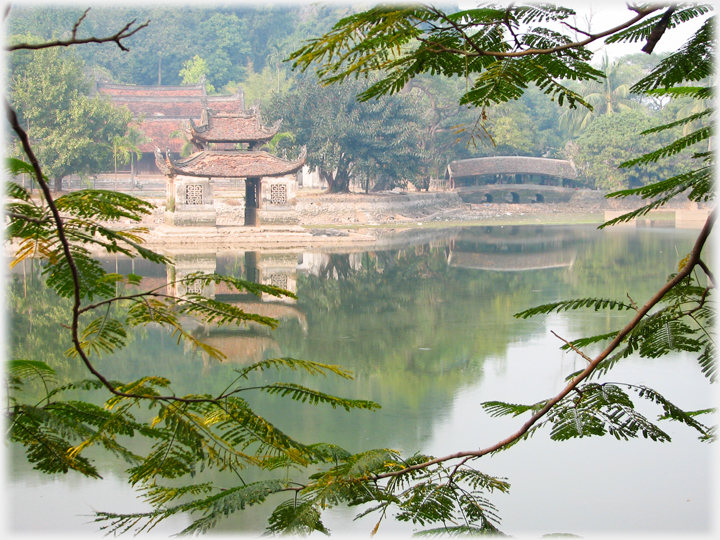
(155, 106), (305, 227)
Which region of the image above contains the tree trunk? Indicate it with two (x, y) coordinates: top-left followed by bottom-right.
(325, 169), (350, 193)
(54, 176), (63, 193)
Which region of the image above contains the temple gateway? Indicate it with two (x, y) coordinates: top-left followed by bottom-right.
(155, 106), (306, 227)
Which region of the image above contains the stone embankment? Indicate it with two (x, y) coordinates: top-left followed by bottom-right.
(291, 188), (700, 226)
(122, 188), (708, 249)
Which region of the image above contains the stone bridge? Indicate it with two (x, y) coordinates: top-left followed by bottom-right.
(440, 156), (579, 204)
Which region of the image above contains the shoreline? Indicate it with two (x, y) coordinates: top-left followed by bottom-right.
(131, 187), (704, 248)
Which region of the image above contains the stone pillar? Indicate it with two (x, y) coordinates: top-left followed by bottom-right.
(245, 251), (259, 283)
(245, 177), (261, 227)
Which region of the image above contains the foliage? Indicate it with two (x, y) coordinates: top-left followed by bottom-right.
(4, 4), (342, 89)
(567, 109), (696, 190)
(269, 75), (428, 193)
(558, 54), (645, 136)
(6, 19), (382, 535)
(601, 16), (714, 226)
(178, 55), (215, 94)
(263, 2), (715, 535)
(10, 47), (133, 190)
(231, 62), (294, 109)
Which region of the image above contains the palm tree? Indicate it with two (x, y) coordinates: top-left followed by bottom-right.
(168, 128), (198, 158)
(560, 55), (643, 136)
(111, 128), (144, 191)
(260, 131), (295, 156)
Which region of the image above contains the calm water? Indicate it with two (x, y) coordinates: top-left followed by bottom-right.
(7, 224), (714, 537)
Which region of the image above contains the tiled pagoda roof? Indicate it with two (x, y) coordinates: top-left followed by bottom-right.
(155, 148), (307, 179)
(107, 95), (243, 118)
(190, 108), (282, 145)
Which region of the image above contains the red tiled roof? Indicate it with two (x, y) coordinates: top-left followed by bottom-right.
(159, 148), (307, 178)
(190, 109), (281, 144)
(96, 83), (245, 154)
(113, 99), (202, 118)
(137, 118), (189, 153)
(97, 82), (206, 97)
(104, 95), (243, 118)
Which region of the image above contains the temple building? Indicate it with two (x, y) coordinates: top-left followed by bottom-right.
(155, 106), (306, 227)
(95, 80), (244, 176)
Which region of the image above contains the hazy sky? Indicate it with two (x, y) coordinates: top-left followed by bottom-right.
(456, 0), (711, 59)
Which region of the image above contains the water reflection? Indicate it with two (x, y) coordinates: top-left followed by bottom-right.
(448, 225), (582, 271)
(7, 224), (711, 536)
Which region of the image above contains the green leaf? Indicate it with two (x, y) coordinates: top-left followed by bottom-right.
(259, 383), (381, 411)
(266, 496), (330, 536)
(234, 357), (355, 380)
(514, 298), (635, 319)
(481, 400), (548, 418)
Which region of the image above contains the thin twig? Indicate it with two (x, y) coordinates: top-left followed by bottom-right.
(551, 330), (593, 363)
(5, 212), (50, 224)
(7, 9), (149, 52)
(697, 258), (716, 287)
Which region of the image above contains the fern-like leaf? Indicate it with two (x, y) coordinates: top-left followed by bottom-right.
(259, 383), (381, 411)
(514, 298), (634, 319)
(266, 496), (330, 536)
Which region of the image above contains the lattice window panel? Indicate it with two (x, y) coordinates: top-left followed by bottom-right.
(186, 184), (203, 205)
(269, 274), (288, 289)
(186, 281), (203, 295)
(270, 184), (287, 205)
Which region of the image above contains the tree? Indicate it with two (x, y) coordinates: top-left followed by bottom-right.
(195, 12), (252, 89)
(568, 109), (696, 190)
(235, 62), (294, 109)
(10, 46), (134, 191)
(269, 75), (427, 193)
(559, 54), (645, 135)
(178, 55), (214, 93)
(250, 3), (713, 534)
(5, 12), (379, 535)
(5, 4), (715, 537)
(289, 3), (711, 132)
(110, 129), (144, 190)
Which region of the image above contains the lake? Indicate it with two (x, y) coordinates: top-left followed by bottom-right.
(6, 223), (714, 537)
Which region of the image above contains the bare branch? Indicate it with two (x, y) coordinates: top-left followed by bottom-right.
(560, 20), (592, 38)
(7, 8), (149, 52)
(642, 5), (677, 54)
(5, 212), (50, 224)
